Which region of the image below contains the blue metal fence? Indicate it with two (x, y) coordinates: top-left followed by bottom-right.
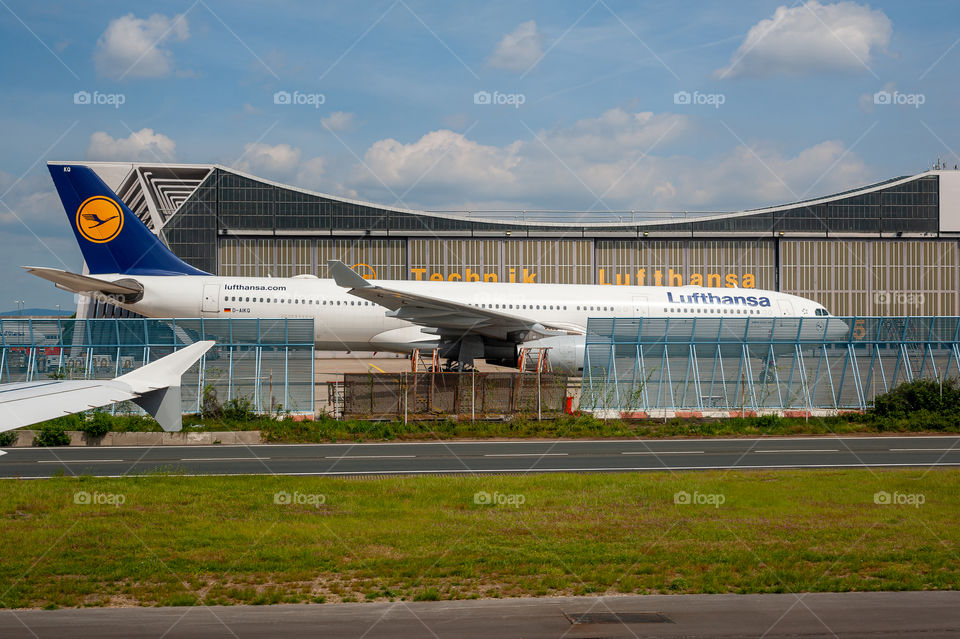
(0, 317), (315, 415)
(583, 316), (960, 414)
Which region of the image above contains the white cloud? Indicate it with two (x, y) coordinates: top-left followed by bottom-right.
(715, 1), (892, 79)
(0, 172), (64, 230)
(295, 157), (327, 190)
(352, 108), (688, 204)
(86, 128), (176, 161)
(229, 143), (334, 192)
(221, 108), (871, 213)
(357, 129), (520, 193)
(234, 143), (302, 178)
(665, 140), (869, 209)
(488, 20), (543, 72)
(345, 107), (870, 212)
(94, 13), (189, 80)
(321, 111), (356, 132)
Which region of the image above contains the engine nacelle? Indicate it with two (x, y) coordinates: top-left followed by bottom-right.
(520, 335), (585, 374)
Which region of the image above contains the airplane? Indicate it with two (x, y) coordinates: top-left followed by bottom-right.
(27, 164), (847, 374)
(0, 340), (214, 446)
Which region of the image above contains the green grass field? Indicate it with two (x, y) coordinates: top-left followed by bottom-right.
(0, 469), (956, 609)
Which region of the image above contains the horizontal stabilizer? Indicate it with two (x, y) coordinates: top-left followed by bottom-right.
(22, 266), (142, 296)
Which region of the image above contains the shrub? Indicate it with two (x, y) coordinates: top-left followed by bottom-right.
(870, 378), (960, 418)
(82, 412), (112, 438)
(755, 414), (782, 430)
(0, 430), (16, 447)
(222, 397), (256, 421)
(34, 423), (70, 447)
(201, 384), (222, 420)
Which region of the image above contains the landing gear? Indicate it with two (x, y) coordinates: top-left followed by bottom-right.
(442, 359), (477, 372)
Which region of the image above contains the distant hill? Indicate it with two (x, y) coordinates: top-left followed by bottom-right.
(0, 308), (73, 317)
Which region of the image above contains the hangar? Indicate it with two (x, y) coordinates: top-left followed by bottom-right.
(58, 161), (960, 319)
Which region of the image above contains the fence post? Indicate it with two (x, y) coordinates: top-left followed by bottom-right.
(537, 368), (542, 421)
(472, 367), (475, 422)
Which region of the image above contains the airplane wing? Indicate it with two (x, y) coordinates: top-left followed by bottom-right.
(328, 260), (583, 341)
(22, 266), (142, 297)
(0, 340), (214, 437)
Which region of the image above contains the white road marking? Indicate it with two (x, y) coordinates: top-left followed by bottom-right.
(324, 455), (416, 459)
(754, 449), (839, 453)
(483, 453), (568, 457)
(622, 450), (704, 455)
(181, 457), (271, 461)
(889, 448), (956, 452)
(37, 459), (124, 463)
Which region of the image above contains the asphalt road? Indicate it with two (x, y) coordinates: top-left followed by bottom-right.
(1, 435), (958, 478)
(2, 591), (958, 638)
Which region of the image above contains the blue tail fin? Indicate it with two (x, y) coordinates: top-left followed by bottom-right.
(48, 163), (209, 276)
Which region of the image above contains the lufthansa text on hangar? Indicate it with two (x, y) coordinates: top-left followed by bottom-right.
(55, 160), (960, 318)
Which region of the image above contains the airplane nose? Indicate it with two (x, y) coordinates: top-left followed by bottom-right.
(825, 318), (850, 341)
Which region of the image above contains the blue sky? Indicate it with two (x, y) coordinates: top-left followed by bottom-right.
(0, 0), (958, 308)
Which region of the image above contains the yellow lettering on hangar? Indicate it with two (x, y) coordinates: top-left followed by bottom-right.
(408, 267), (755, 288)
(598, 268), (756, 288)
(410, 268), (536, 283)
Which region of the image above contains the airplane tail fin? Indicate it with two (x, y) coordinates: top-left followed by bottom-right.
(47, 163), (208, 276)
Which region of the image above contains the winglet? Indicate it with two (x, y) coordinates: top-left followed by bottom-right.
(117, 340), (215, 432)
(328, 260), (372, 289)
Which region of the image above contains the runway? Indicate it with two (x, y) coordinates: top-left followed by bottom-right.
(1, 591), (958, 638)
(1, 435), (958, 478)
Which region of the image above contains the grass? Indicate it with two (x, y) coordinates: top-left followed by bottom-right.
(0, 469), (956, 609)
(26, 411), (960, 444)
(191, 411), (960, 440)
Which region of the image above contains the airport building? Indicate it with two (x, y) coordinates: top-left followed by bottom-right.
(60, 161), (960, 318)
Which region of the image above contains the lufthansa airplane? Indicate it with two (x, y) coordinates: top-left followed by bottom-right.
(27, 164), (843, 372)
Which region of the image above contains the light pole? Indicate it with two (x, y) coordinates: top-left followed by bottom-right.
(15, 300), (24, 316)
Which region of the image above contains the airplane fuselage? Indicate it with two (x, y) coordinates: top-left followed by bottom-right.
(96, 273), (838, 353)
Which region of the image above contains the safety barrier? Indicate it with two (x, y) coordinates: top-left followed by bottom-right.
(0, 317), (315, 415)
(583, 316), (960, 415)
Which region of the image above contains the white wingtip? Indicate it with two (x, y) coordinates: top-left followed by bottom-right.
(328, 260), (372, 289)
(116, 340), (215, 394)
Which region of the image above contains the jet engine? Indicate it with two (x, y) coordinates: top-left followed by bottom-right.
(518, 335), (585, 374)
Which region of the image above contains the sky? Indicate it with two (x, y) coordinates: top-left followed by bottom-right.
(0, 0), (958, 309)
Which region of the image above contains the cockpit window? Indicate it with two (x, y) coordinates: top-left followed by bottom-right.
(815, 308), (830, 316)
